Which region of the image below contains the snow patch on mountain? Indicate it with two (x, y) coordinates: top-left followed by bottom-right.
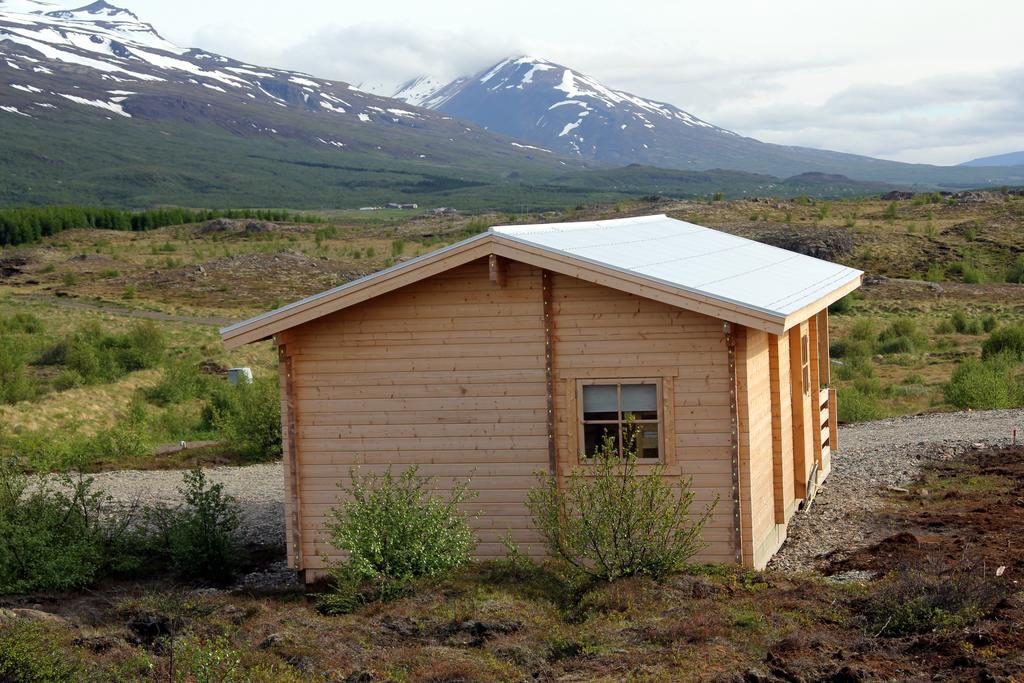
(57, 91), (128, 116)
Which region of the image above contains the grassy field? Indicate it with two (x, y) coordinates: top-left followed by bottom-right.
(0, 191), (1022, 472)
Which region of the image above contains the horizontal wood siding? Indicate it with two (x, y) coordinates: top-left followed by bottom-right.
(287, 258), (549, 568)
(549, 274), (736, 564)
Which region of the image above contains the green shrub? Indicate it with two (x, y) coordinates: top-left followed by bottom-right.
(0, 343), (35, 405)
(830, 338), (872, 361)
(933, 319), (955, 335)
(2, 313), (44, 335)
(85, 402), (152, 464)
(147, 467), (241, 583)
(925, 265), (945, 282)
(837, 386), (884, 422)
(883, 202), (898, 219)
(210, 378), (281, 460)
(0, 464), (140, 592)
(943, 353), (1024, 409)
(981, 315), (998, 333)
(981, 324), (1024, 360)
(848, 319), (876, 342)
(876, 318), (926, 354)
(173, 633), (244, 683)
(0, 622), (80, 682)
(950, 310), (981, 335)
(862, 565), (1008, 637)
(39, 321), (165, 384)
(146, 361), (212, 406)
(827, 292), (858, 315)
(527, 426), (716, 582)
(1006, 256), (1024, 283)
(323, 465), (477, 610)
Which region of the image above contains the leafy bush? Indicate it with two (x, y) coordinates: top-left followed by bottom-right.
(323, 465), (477, 610)
(827, 292), (858, 315)
(981, 324), (1024, 361)
(39, 321), (165, 384)
(848, 319), (876, 342)
(146, 360), (213, 406)
(0, 343), (35, 405)
(210, 378), (282, 460)
(837, 386), (884, 422)
(527, 427), (716, 582)
(950, 310), (981, 335)
(0, 463), (140, 592)
(943, 353), (1024, 409)
(147, 467), (241, 583)
(0, 622), (80, 682)
(981, 315), (998, 333)
(173, 634), (244, 683)
(875, 318), (926, 354)
(1006, 255), (1024, 283)
(862, 564), (1009, 637)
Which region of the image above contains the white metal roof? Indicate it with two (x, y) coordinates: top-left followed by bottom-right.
(491, 214), (862, 318)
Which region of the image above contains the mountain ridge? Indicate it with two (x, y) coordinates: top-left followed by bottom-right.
(391, 56), (1024, 187)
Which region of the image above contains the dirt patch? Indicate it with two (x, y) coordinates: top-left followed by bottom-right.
(832, 446), (1024, 577)
(719, 223), (860, 261)
(123, 250), (366, 307)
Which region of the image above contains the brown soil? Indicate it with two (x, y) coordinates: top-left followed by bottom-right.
(836, 446), (1024, 576)
(122, 250), (367, 308)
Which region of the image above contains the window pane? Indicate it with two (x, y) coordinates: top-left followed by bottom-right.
(583, 423), (619, 458)
(621, 383), (658, 420)
(639, 425), (659, 459)
(582, 384), (618, 421)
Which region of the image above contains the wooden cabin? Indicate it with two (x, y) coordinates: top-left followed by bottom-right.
(221, 215), (862, 578)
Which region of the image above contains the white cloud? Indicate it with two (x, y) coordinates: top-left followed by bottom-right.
(117, 0), (1024, 164)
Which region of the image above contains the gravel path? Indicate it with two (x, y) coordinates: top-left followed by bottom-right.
(86, 409), (1024, 572)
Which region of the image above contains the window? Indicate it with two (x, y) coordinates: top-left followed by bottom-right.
(579, 381), (661, 460)
(801, 333), (811, 395)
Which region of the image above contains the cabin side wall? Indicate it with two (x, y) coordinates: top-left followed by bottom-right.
(549, 274), (738, 565)
(284, 258), (550, 570)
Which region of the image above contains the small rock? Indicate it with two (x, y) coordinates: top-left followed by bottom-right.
(2, 608), (71, 626)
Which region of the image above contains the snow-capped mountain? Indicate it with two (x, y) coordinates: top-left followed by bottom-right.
(390, 56), (758, 166)
(0, 2), (577, 168)
(393, 56), (1024, 184)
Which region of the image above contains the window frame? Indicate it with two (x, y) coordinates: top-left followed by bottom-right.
(576, 378), (664, 462)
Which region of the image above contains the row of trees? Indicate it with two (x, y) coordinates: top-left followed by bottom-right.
(0, 206), (324, 246)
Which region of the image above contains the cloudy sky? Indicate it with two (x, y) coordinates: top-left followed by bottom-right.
(125, 0), (1022, 165)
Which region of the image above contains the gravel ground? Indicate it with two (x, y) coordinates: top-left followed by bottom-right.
(86, 409), (1024, 576)
(770, 408), (1024, 573)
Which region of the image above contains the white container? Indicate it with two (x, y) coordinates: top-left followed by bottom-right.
(227, 367), (254, 385)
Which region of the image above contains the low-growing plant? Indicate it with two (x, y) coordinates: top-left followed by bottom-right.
(0, 621), (80, 682)
(0, 462), (141, 592)
(322, 465), (477, 611)
(209, 378), (282, 460)
(837, 386), (884, 422)
(147, 467), (242, 583)
(950, 309), (981, 335)
(827, 292), (858, 315)
(173, 633), (245, 683)
(527, 425), (716, 582)
(862, 562), (1009, 637)
(943, 352), (1024, 409)
(876, 318), (926, 354)
(147, 361), (213, 406)
(981, 324), (1024, 360)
